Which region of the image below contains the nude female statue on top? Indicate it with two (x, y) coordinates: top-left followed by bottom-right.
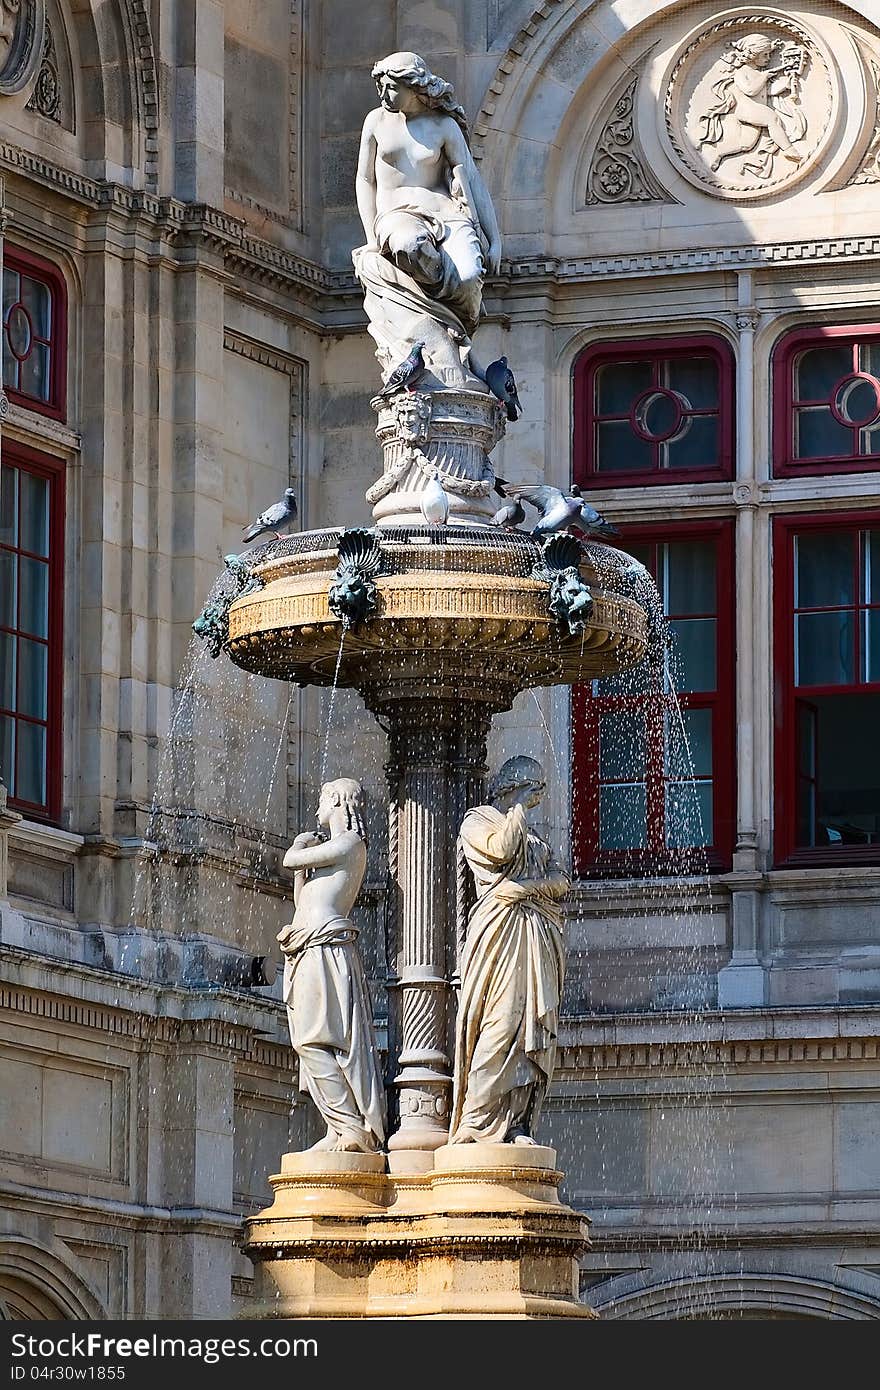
(354, 51), (502, 389)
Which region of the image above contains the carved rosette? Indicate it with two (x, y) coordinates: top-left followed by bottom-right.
(24, 13), (59, 122)
(369, 388), (505, 527)
(662, 11), (835, 199)
(0, 0), (45, 98)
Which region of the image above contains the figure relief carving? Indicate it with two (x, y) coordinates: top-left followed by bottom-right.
(663, 14), (834, 199)
(0, 0), (44, 96)
(586, 76), (670, 206)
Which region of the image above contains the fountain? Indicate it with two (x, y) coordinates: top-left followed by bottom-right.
(194, 52), (649, 1319)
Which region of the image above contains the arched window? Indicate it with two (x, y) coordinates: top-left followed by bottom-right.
(2, 246), (67, 420)
(773, 324), (880, 477)
(573, 334), (734, 488)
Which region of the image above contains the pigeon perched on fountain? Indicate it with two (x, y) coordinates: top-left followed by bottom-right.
(484, 357), (522, 421)
(420, 470), (449, 526)
(241, 488), (298, 543)
(505, 483), (620, 540)
(490, 495), (526, 529)
(378, 341), (426, 398)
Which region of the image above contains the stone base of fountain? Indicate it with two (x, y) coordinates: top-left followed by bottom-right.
(239, 1145), (596, 1319)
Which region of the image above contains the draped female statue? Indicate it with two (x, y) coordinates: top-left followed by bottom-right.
(450, 757), (570, 1146)
(354, 51), (502, 389)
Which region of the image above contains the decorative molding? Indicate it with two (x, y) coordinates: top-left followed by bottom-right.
(848, 58), (880, 186)
(0, 0), (44, 98)
(124, 0), (159, 192)
(662, 13), (835, 201)
(24, 13), (61, 125)
(556, 1035), (880, 1074)
(472, 0), (566, 156)
(585, 75), (669, 206)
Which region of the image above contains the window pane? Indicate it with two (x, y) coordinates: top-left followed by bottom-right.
(19, 556), (48, 638)
(19, 342), (50, 402)
(595, 419), (652, 473)
(0, 465), (17, 546)
(637, 390), (678, 439)
(795, 611), (854, 687)
(665, 540), (716, 615)
(795, 692), (880, 847)
(3, 267), (19, 309)
(19, 471), (49, 556)
(665, 356), (718, 409)
(669, 618), (716, 692)
(858, 341), (880, 377)
(0, 549), (16, 627)
(0, 631), (15, 708)
(862, 609), (880, 684)
(16, 720), (46, 806)
(795, 344), (852, 399)
(795, 531), (854, 609)
(665, 779), (712, 849)
(599, 709), (646, 781)
(864, 530), (880, 604)
(859, 420), (880, 457)
(0, 715), (13, 794)
(596, 359), (652, 414)
(20, 275), (51, 339)
(664, 414), (718, 471)
(599, 782), (647, 849)
(666, 706), (712, 779)
(793, 406), (852, 459)
(17, 638), (47, 719)
(797, 701), (817, 777)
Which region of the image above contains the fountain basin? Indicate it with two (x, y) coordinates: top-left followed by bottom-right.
(226, 526), (648, 704)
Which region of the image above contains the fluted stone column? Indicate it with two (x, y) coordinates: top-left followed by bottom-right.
(366, 692), (497, 1159)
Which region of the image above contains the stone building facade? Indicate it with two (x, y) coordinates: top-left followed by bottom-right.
(1, 0), (879, 1320)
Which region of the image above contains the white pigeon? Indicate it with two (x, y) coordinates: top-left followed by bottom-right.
(421, 471), (449, 525)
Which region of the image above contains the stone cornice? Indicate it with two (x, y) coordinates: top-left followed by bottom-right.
(556, 1035), (880, 1074)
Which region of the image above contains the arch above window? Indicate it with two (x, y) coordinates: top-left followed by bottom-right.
(573, 334), (735, 488)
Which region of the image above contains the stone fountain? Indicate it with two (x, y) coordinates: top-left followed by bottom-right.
(197, 52), (648, 1319)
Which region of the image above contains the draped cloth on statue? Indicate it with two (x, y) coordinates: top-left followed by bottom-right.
(281, 917), (386, 1151)
(352, 205), (486, 372)
(450, 804), (566, 1144)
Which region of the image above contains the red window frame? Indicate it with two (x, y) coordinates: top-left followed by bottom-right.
(573, 334), (735, 489)
(773, 324), (880, 478)
(2, 246), (67, 421)
(573, 518), (736, 878)
(773, 510), (880, 867)
(0, 442), (66, 822)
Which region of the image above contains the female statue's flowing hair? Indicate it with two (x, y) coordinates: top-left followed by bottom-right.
(372, 51), (471, 144)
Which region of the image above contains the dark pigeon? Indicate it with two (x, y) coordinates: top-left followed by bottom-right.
(378, 341), (426, 398)
(485, 356), (522, 421)
(242, 488), (298, 543)
(491, 497), (526, 529)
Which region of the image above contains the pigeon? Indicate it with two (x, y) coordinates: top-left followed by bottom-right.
(485, 357), (521, 421)
(378, 341), (426, 398)
(491, 496), (526, 529)
(241, 488), (298, 543)
(505, 483), (619, 540)
(421, 470), (449, 525)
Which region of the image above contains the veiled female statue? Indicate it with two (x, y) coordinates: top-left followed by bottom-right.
(450, 757), (570, 1146)
(354, 51), (502, 388)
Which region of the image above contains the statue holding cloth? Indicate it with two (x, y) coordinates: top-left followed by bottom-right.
(450, 757), (570, 1146)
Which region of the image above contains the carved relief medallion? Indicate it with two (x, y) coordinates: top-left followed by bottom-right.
(662, 11), (835, 199)
(0, 0), (44, 96)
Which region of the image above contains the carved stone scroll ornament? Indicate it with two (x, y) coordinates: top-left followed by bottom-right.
(663, 14), (834, 199)
(25, 12), (59, 123)
(0, 0), (44, 97)
(586, 76), (669, 206)
(848, 59), (880, 187)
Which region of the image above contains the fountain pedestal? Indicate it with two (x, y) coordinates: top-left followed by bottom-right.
(240, 1145), (596, 1319)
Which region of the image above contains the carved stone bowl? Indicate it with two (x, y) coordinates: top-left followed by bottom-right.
(226, 526), (648, 711)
